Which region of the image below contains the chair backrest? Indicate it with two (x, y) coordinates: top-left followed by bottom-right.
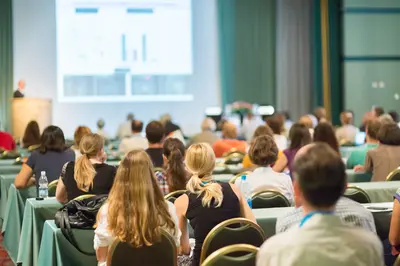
(164, 190), (186, 203)
(251, 189), (291, 209)
(73, 194), (96, 201)
(344, 186), (371, 203)
(1, 150), (20, 159)
(154, 167), (166, 175)
(200, 218), (265, 264)
(229, 171), (252, 184)
(213, 163), (230, 175)
(107, 228), (177, 266)
(202, 244), (259, 266)
(28, 144), (40, 151)
(224, 152), (245, 165)
(48, 180), (59, 197)
(386, 167), (400, 181)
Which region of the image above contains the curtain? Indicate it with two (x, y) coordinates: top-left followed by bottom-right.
(0, 0), (13, 131)
(276, 0), (313, 121)
(217, 0), (276, 107)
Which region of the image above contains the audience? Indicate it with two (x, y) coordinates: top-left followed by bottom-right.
(118, 120), (148, 154)
(313, 107), (327, 123)
(116, 113), (134, 139)
(94, 150), (180, 266)
(96, 119), (109, 139)
(258, 143), (384, 266)
(160, 113), (183, 136)
(273, 123), (312, 176)
(379, 113), (394, 124)
(155, 138), (189, 196)
(71, 126), (92, 159)
(373, 106), (385, 118)
(56, 133), (116, 203)
(266, 116), (287, 150)
(389, 111), (400, 127)
(175, 143), (256, 266)
(14, 126), (75, 189)
(235, 135), (293, 204)
(336, 111), (359, 144)
(356, 122), (400, 181)
(281, 111), (293, 133)
(347, 119), (380, 169)
(299, 115), (315, 136)
(389, 189), (400, 265)
(213, 122), (247, 157)
(241, 112), (264, 141)
(22, 121), (41, 149)
(145, 121), (165, 168)
(313, 122), (339, 153)
(190, 118), (219, 146)
(0, 130), (16, 151)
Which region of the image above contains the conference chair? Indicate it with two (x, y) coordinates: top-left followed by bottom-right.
(200, 218), (265, 264)
(164, 190), (186, 203)
(223, 149), (246, 158)
(386, 167), (400, 181)
(1, 150), (20, 159)
(201, 244), (259, 266)
(344, 186), (371, 204)
(48, 180), (58, 197)
(224, 152), (245, 165)
(251, 189), (291, 209)
(107, 228), (177, 266)
(27, 144), (40, 151)
(73, 194), (96, 201)
(229, 171), (252, 184)
(339, 139), (355, 147)
(394, 253), (400, 266)
(154, 167), (166, 175)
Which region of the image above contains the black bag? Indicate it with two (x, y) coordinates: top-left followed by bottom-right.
(55, 194), (108, 255)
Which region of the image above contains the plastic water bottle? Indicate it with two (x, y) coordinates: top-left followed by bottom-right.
(38, 171), (48, 198)
(240, 175), (252, 208)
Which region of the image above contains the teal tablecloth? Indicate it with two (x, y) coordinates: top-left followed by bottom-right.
(0, 159), (15, 166)
(351, 181), (400, 203)
(214, 174), (233, 183)
(0, 165), (21, 175)
(340, 146), (358, 158)
(1, 184), (35, 263)
(0, 174), (16, 223)
(346, 169), (372, 183)
(38, 220), (97, 266)
(17, 198), (62, 266)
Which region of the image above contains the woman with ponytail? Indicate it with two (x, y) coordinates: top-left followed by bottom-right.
(174, 143), (256, 266)
(56, 133), (116, 203)
(155, 138), (189, 195)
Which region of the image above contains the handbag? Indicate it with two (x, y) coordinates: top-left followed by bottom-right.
(55, 194), (108, 255)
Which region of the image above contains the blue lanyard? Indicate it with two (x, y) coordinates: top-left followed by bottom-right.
(299, 211), (334, 228)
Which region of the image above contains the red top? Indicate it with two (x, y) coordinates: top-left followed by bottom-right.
(213, 139), (247, 158)
(0, 131), (16, 151)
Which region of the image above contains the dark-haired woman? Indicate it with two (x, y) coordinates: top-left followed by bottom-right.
(22, 121), (41, 149)
(313, 122), (340, 153)
(14, 126), (75, 189)
(155, 138), (189, 195)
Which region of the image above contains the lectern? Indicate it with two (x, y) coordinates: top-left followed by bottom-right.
(11, 98), (52, 138)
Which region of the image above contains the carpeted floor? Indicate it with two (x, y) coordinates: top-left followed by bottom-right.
(0, 236), (13, 266)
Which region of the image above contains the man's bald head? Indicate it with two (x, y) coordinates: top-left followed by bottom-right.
(294, 143), (315, 161)
(222, 122), (238, 139)
(18, 80), (26, 90)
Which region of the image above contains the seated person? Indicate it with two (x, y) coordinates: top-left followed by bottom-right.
(299, 115), (315, 137)
(236, 135), (293, 203)
(273, 123), (312, 177)
(14, 126), (75, 189)
(96, 119), (109, 140)
(56, 133), (116, 203)
(336, 111), (359, 144)
(190, 118), (219, 146)
(355, 122), (400, 181)
(116, 113), (134, 139)
(155, 138), (189, 196)
(213, 122), (247, 157)
(0, 130), (16, 151)
(347, 119), (380, 169)
(21, 121), (41, 149)
(388, 188), (400, 265)
(145, 121), (165, 168)
(257, 143), (384, 266)
(94, 150), (180, 266)
(175, 143), (256, 266)
(314, 122), (340, 153)
(71, 126), (91, 159)
(241, 112), (264, 141)
(118, 120), (148, 154)
(267, 116), (288, 150)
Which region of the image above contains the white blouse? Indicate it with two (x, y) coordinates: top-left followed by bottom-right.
(94, 201), (181, 252)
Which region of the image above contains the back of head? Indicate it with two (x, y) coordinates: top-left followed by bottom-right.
(74, 133), (104, 192)
(289, 123), (312, 150)
(222, 122), (237, 139)
(313, 122), (339, 152)
(379, 114), (394, 125)
(266, 116), (283, 135)
(248, 135), (278, 167)
(314, 107), (327, 121)
(299, 115), (314, 129)
(39, 125), (66, 153)
(163, 138), (188, 191)
(107, 150), (175, 247)
(293, 142), (346, 208)
(340, 111), (353, 125)
(131, 120), (144, 133)
(252, 125), (273, 140)
(377, 122), (400, 145)
(366, 119), (381, 140)
(186, 143), (222, 207)
(389, 111), (399, 123)
(97, 119), (105, 129)
(23, 120), (40, 147)
(127, 113), (134, 121)
(74, 126), (92, 148)
(160, 113), (172, 126)
(201, 118), (216, 132)
(373, 106), (384, 117)
(146, 121), (165, 144)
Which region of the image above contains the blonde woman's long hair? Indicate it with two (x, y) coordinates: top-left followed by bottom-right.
(74, 133), (103, 192)
(186, 143), (223, 208)
(107, 150), (176, 247)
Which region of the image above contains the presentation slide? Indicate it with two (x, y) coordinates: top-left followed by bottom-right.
(56, 0), (193, 101)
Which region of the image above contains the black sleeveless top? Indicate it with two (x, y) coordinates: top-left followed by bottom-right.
(61, 162), (116, 201)
(186, 182), (241, 266)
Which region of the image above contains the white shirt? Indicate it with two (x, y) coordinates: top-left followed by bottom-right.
(241, 117), (264, 141)
(257, 214), (384, 266)
(273, 134), (288, 150)
(336, 125), (359, 144)
(116, 121), (132, 139)
(118, 133), (149, 154)
(235, 167), (294, 204)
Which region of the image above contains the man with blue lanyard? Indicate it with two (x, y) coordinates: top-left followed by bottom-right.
(256, 143), (384, 266)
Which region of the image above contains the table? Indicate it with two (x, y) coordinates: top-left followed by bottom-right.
(0, 159), (15, 166)
(0, 165), (21, 175)
(17, 198), (62, 266)
(0, 174), (16, 223)
(346, 169), (372, 183)
(1, 184), (35, 263)
(214, 174), (233, 183)
(351, 181), (400, 203)
(340, 146), (358, 158)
